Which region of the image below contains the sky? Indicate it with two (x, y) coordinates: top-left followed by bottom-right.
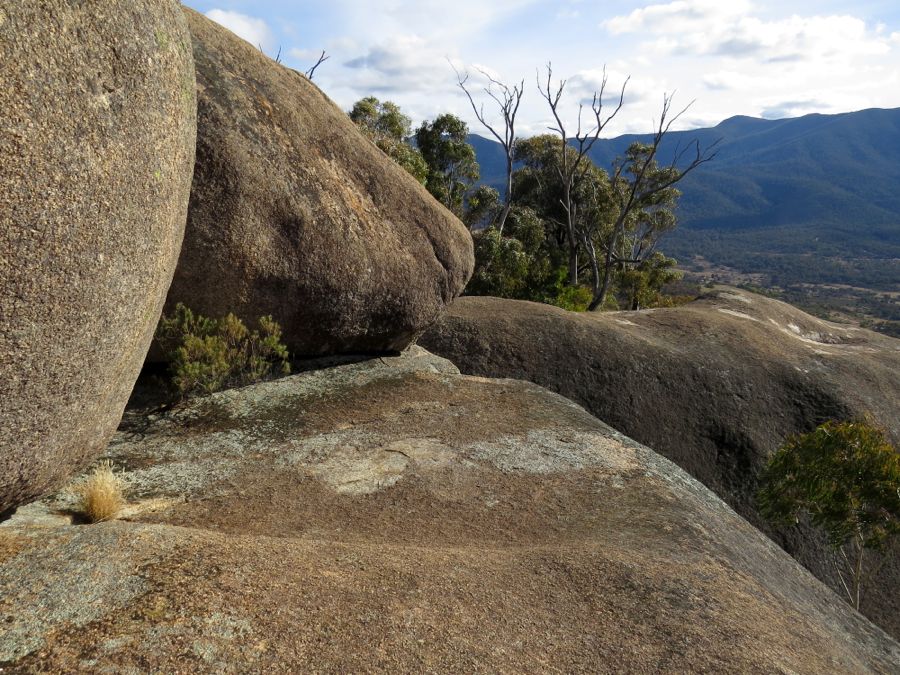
(183, 0), (900, 137)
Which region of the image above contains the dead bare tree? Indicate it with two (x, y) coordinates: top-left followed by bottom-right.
(587, 95), (720, 311)
(453, 63), (524, 234)
(538, 63), (627, 286)
(305, 50), (330, 80)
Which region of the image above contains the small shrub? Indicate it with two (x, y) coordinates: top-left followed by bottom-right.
(74, 461), (125, 523)
(757, 418), (900, 610)
(155, 304), (291, 396)
(550, 284), (593, 312)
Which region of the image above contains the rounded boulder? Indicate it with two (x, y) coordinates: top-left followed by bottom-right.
(0, 0), (197, 514)
(162, 8), (474, 357)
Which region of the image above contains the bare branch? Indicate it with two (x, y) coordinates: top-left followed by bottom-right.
(305, 50), (330, 80)
(590, 92), (719, 310)
(452, 59), (524, 233)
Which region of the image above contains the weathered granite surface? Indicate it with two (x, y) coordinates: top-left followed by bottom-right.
(2, 348), (897, 672)
(0, 0), (196, 514)
(421, 287), (900, 637)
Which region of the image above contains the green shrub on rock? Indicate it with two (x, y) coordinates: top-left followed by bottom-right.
(757, 418), (900, 610)
(155, 304), (290, 396)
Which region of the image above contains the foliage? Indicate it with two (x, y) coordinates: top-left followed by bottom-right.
(757, 419), (900, 608)
(374, 138), (428, 185)
(73, 461), (125, 523)
(615, 252), (683, 310)
(548, 279), (594, 312)
(346, 97), (695, 313)
(513, 134), (590, 244)
(510, 135), (688, 309)
(575, 140), (688, 310)
(612, 144), (681, 266)
(349, 97), (427, 184)
(463, 185), (501, 230)
(349, 96), (411, 140)
(467, 227), (530, 299)
(416, 114), (480, 216)
(469, 137), (691, 310)
(156, 304), (290, 396)
(466, 207), (562, 302)
(758, 419), (900, 549)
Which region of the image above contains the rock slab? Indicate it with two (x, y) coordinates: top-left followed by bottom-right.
(420, 288), (900, 638)
(1, 348), (898, 672)
(160, 9), (474, 357)
(0, 0), (196, 514)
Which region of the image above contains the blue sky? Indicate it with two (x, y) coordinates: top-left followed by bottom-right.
(183, 0), (900, 136)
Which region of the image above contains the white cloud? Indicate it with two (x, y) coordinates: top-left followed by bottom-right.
(327, 37), (361, 53)
(568, 68), (657, 107)
(603, 0), (750, 36)
(603, 1), (891, 65)
(343, 35), (460, 95)
(205, 9), (276, 52)
(364, 0), (535, 38)
(315, 0), (538, 119)
(701, 69), (767, 91)
(467, 63), (505, 83)
(288, 47), (318, 61)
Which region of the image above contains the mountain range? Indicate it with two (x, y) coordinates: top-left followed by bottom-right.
(470, 107), (900, 295)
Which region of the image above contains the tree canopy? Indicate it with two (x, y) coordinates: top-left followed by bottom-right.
(349, 97), (412, 140)
(349, 97), (428, 185)
(348, 82), (715, 313)
(415, 114), (480, 217)
(469, 133), (688, 310)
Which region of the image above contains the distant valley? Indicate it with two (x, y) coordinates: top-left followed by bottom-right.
(471, 108), (900, 334)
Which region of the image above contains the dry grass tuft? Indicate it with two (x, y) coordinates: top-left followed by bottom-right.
(74, 461), (125, 523)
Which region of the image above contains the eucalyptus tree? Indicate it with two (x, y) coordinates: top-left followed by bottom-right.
(415, 114), (480, 217)
(463, 185), (501, 231)
(758, 419), (900, 611)
(537, 63), (626, 287)
(588, 97), (720, 310)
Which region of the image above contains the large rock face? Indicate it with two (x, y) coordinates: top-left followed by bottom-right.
(0, 1), (196, 515)
(420, 289), (900, 638)
(159, 9), (473, 358)
(2, 348), (898, 671)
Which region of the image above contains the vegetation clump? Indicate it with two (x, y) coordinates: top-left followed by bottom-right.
(349, 97), (428, 185)
(156, 304), (290, 396)
(73, 461), (125, 523)
(757, 419), (900, 610)
(349, 75), (714, 312)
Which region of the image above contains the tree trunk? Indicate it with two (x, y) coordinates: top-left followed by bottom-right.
(496, 157), (514, 235)
(590, 214), (627, 311)
(564, 184), (579, 285)
(582, 233), (601, 300)
(496, 202), (512, 235)
(568, 244), (578, 286)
